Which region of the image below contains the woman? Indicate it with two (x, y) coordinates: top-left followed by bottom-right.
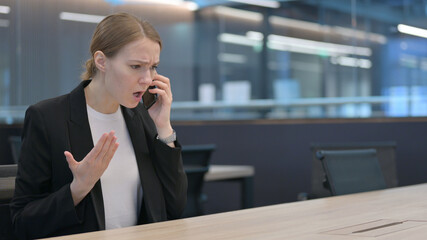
(10, 12), (187, 239)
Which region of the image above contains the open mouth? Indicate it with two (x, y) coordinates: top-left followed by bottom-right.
(133, 91), (143, 98)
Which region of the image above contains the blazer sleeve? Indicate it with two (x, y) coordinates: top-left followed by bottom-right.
(150, 138), (188, 219)
(10, 105), (85, 240)
(137, 105), (187, 219)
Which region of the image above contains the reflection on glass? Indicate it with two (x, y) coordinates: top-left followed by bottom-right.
(2, 0), (427, 122)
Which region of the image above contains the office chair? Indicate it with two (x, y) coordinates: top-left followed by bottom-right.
(181, 144), (216, 218)
(8, 136), (22, 164)
(0, 164), (18, 240)
(181, 144), (216, 167)
(181, 166), (210, 218)
(316, 149), (387, 196)
(305, 141), (397, 199)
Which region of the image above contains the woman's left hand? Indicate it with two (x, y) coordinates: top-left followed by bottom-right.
(147, 73), (174, 140)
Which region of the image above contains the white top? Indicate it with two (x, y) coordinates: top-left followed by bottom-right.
(87, 104), (143, 230)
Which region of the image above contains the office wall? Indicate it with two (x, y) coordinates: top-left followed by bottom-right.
(174, 118), (427, 214)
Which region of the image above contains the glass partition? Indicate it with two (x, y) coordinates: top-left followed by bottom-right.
(1, 0), (427, 122)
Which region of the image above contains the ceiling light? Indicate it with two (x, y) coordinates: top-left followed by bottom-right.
(228, 0), (280, 8)
(214, 6), (263, 21)
(268, 34), (372, 56)
(246, 31), (264, 41)
(0, 5), (10, 14)
(218, 33), (262, 47)
(220, 31), (372, 57)
(122, 0), (182, 4)
(59, 12), (106, 23)
(397, 24), (427, 39)
(270, 15), (387, 44)
(330, 56), (372, 69)
(120, 0), (198, 10)
(269, 16), (332, 33)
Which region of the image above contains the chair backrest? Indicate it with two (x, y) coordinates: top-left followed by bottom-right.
(181, 166), (210, 218)
(181, 144), (216, 218)
(8, 136), (22, 164)
(316, 149), (387, 196)
(181, 144), (216, 167)
(309, 141), (397, 198)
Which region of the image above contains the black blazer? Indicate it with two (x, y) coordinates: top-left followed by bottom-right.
(10, 80), (187, 240)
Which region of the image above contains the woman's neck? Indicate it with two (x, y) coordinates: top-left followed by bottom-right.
(85, 77), (119, 114)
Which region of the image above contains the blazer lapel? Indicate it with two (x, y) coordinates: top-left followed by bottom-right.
(122, 106), (166, 222)
(67, 80), (105, 230)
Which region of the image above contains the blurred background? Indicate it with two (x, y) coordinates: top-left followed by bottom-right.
(1, 0), (427, 122)
(2, 0), (427, 214)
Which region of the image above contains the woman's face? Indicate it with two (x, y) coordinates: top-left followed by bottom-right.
(104, 37), (160, 109)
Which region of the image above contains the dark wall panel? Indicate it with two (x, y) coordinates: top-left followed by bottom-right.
(174, 119), (427, 214)
(0, 125), (21, 165)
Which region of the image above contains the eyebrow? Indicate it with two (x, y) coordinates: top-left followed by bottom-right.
(128, 59), (160, 65)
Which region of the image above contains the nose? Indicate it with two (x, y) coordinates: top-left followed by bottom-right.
(139, 68), (156, 85)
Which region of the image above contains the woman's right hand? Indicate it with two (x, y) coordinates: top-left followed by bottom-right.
(64, 131), (119, 206)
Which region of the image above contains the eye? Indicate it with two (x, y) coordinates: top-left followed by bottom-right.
(151, 65), (158, 71)
(130, 65), (140, 69)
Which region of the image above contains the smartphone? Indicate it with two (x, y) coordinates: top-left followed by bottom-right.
(142, 86), (158, 110)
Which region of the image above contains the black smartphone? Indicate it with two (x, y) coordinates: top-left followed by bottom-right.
(142, 86), (158, 110)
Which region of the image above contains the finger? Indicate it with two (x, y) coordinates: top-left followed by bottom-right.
(95, 132), (117, 163)
(152, 75), (172, 97)
(149, 82), (171, 97)
(96, 137), (118, 170)
(151, 80), (169, 91)
(153, 74), (171, 87)
(153, 73), (168, 81)
(150, 88), (172, 103)
(64, 151), (77, 168)
(102, 142), (119, 166)
(88, 132), (109, 159)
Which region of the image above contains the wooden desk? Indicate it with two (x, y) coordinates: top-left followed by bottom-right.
(45, 183), (427, 240)
(204, 165), (254, 181)
(204, 165), (254, 209)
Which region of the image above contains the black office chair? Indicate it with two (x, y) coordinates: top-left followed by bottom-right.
(0, 164), (18, 240)
(316, 149), (387, 196)
(304, 141), (397, 199)
(8, 136), (22, 164)
(181, 144), (216, 218)
(182, 144), (216, 167)
(181, 166), (210, 218)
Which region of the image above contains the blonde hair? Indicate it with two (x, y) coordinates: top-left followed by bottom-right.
(81, 12), (162, 80)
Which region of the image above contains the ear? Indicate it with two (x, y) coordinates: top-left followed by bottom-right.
(94, 51), (107, 72)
